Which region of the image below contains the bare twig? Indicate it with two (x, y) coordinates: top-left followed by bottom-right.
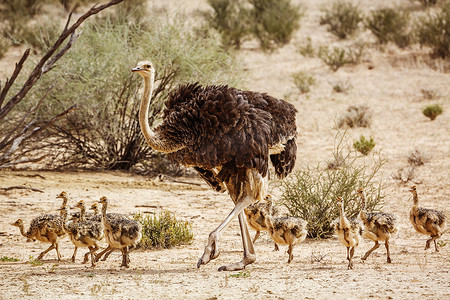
(0, 155), (48, 169)
(0, 186), (44, 193)
(0, 0), (124, 121)
(0, 49), (30, 109)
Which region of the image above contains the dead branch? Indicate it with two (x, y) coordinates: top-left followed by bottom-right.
(0, 0), (124, 121)
(0, 155), (48, 169)
(0, 186), (44, 193)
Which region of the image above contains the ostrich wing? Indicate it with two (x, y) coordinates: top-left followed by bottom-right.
(161, 83), (297, 178)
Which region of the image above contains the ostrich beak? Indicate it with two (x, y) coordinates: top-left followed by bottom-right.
(131, 67), (141, 72)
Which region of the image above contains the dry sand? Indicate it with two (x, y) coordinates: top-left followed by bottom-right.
(1, 0), (449, 299)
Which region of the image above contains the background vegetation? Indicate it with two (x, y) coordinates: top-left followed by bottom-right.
(280, 133), (385, 238)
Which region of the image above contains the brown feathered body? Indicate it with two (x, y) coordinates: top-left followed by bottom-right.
(12, 214), (65, 261)
(358, 190), (398, 263)
(60, 205), (103, 266)
(265, 215), (308, 263)
(97, 197), (142, 268)
(361, 212), (398, 241)
(160, 83), (297, 193)
(409, 186), (446, 251)
(244, 195), (283, 250)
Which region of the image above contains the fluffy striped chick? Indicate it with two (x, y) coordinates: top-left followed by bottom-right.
(58, 203), (103, 267)
(95, 196), (142, 268)
(409, 186), (447, 252)
(89, 203), (121, 262)
(334, 197), (364, 269)
(244, 194), (282, 251)
(264, 212), (308, 263)
(357, 189), (398, 263)
(11, 214), (65, 261)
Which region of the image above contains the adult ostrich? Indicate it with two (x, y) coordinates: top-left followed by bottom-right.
(132, 61), (297, 271)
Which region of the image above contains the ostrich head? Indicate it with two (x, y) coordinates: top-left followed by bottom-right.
(98, 196), (108, 204)
(11, 219), (23, 227)
(72, 200), (85, 209)
(56, 191), (67, 199)
(409, 186), (416, 194)
(336, 196), (343, 207)
(132, 61), (155, 79)
(90, 203), (99, 211)
(356, 188), (364, 196)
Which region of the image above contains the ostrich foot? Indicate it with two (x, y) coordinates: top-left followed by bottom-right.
(197, 232), (220, 268)
(217, 254), (256, 271)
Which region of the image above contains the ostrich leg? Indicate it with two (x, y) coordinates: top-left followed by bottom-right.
(197, 195), (254, 269)
(197, 169), (265, 271)
(218, 211), (256, 271)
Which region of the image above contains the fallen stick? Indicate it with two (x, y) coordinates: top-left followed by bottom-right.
(0, 186), (44, 193)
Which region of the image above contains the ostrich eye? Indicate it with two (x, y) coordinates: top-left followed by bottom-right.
(146, 65), (151, 69)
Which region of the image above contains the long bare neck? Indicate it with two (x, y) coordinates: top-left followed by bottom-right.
(339, 203), (348, 226)
(412, 191), (419, 206)
(61, 208), (69, 232)
(358, 194), (368, 223)
(139, 73), (184, 153)
(79, 205), (86, 221)
(17, 223), (28, 238)
(101, 202), (109, 228)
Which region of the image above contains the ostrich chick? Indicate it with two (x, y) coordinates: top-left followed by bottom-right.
(264, 212), (308, 263)
(334, 197), (364, 269)
(57, 204), (103, 267)
(244, 194), (282, 251)
(357, 189), (398, 263)
(409, 186), (446, 252)
(11, 214), (65, 261)
(96, 196), (142, 268)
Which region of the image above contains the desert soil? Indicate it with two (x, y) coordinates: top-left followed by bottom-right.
(1, 0), (449, 299)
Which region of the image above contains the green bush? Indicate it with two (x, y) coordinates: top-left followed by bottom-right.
(21, 11), (240, 170)
(422, 104), (443, 120)
(0, 36), (10, 59)
(0, 0), (45, 44)
(249, 0), (302, 50)
(280, 134), (385, 238)
(414, 0), (439, 7)
(204, 0), (302, 50)
(203, 0), (251, 49)
(353, 135), (375, 155)
(320, 1), (362, 39)
(134, 211), (194, 249)
(365, 8), (411, 48)
(291, 71), (315, 94)
(417, 4), (450, 58)
(318, 45), (363, 71)
(298, 37), (315, 57)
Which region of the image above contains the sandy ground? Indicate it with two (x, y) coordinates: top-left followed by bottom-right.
(1, 0), (450, 299)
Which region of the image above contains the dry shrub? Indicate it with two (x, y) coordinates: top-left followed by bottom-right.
(408, 149), (427, 166)
(393, 166), (416, 183)
(365, 7), (412, 48)
(338, 105), (371, 128)
(202, 0), (251, 49)
(318, 44), (364, 71)
(291, 71), (315, 94)
(280, 133), (386, 238)
(320, 1), (362, 39)
(417, 4), (450, 58)
(249, 0), (302, 51)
